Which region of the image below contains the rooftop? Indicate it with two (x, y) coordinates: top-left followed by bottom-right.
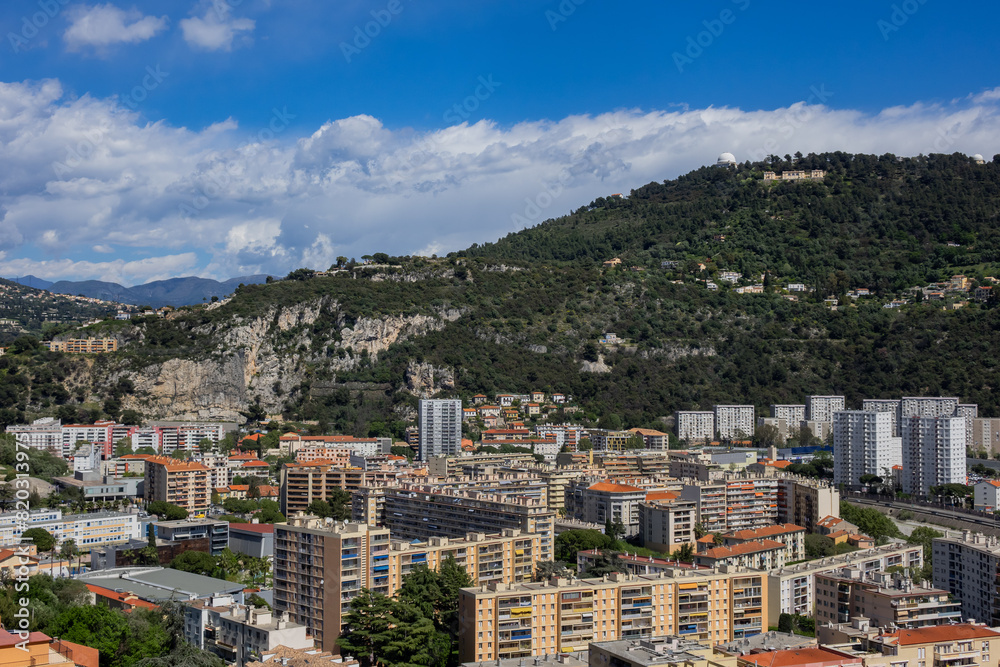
(592, 636), (711, 667)
(740, 647), (860, 667)
(698, 539), (787, 560)
(79, 567), (245, 602)
(882, 624), (1000, 646)
(716, 630), (816, 656)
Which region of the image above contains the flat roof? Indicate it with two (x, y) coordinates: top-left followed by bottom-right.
(79, 567), (244, 601)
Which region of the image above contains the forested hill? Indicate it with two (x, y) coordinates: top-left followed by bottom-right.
(3, 152), (1000, 435)
(460, 152), (1000, 294)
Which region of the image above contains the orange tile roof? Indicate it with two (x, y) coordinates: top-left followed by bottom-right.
(887, 624), (1000, 646)
(0, 631), (50, 648)
(645, 491), (677, 502)
(145, 455), (209, 472)
(85, 584), (158, 610)
(726, 523), (806, 540)
(587, 481), (644, 494)
(697, 535), (716, 544)
(628, 428), (668, 436)
(240, 460), (270, 467)
(242, 433), (263, 441)
(986, 480), (1000, 488)
(699, 539), (786, 560)
(53, 639), (100, 667)
(826, 530), (850, 539)
(742, 648), (860, 667)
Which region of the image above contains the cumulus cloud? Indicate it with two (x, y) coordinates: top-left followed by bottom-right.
(180, 1), (255, 51)
(1, 78), (999, 283)
(64, 3), (168, 50)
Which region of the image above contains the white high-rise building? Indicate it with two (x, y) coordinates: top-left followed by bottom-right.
(901, 415), (966, 497)
(833, 411), (900, 488)
(418, 399), (463, 462)
(713, 405), (755, 440)
(901, 396), (959, 419)
(770, 404), (806, 424)
(807, 396), (845, 423)
(675, 411), (715, 443)
(955, 404), (979, 449)
(862, 399), (902, 436)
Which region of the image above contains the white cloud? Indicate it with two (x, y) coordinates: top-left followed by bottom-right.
(0, 77), (999, 283)
(64, 3), (168, 50)
(180, 1), (255, 51)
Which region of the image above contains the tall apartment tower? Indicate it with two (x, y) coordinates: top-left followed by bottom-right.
(862, 399), (902, 436)
(901, 415), (966, 497)
(770, 404), (806, 424)
(712, 405), (755, 440)
(900, 397), (959, 419)
(418, 399), (463, 461)
(675, 411), (715, 443)
(806, 396), (845, 423)
(832, 411), (899, 488)
(955, 404), (978, 449)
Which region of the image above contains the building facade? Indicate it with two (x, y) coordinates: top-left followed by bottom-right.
(832, 411), (899, 488)
(901, 416), (965, 497)
(806, 396), (845, 423)
(418, 399), (463, 461)
(713, 406), (755, 441)
(932, 531), (1000, 627)
(675, 412), (714, 443)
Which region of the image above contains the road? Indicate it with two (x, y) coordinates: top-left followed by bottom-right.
(848, 496), (1000, 533)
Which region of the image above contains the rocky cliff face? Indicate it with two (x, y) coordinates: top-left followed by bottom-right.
(115, 299), (464, 422)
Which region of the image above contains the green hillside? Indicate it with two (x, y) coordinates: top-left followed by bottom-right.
(2, 152), (998, 435)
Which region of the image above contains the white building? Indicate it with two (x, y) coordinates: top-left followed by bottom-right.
(5, 417), (62, 453)
(973, 418), (1000, 453)
(217, 605), (313, 667)
(535, 424), (586, 450)
(418, 399), (463, 461)
(675, 411), (714, 443)
(900, 396), (959, 419)
(974, 481), (1000, 512)
(71, 443), (102, 473)
(0, 508), (140, 547)
(833, 411), (899, 488)
(901, 415), (965, 497)
(806, 396), (845, 423)
(863, 399), (902, 436)
(771, 404), (806, 425)
(713, 405), (755, 440)
(718, 271), (741, 283)
(716, 152), (737, 167)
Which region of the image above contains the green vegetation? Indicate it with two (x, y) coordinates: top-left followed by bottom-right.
(168, 547), (271, 587)
(804, 533), (858, 559)
(21, 527), (56, 554)
(0, 574), (222, 667)
(840, 501), (903, 543)
(219, 498), (286, 523)
(338, 557), (473, 667)
(778, 612), (816, 637)
(146, 501), (188, 521)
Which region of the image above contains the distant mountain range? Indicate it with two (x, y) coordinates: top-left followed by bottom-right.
(7, 275), (272, 307)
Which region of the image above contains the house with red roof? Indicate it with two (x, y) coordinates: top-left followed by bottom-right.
(85, 584), (159, 612)
(722, 523), (806, 560)
(735, 647), (860, 667)
(974, 479), (1000, 511)
(0, 630), (99, 667)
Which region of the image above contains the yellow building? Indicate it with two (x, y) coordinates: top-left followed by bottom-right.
(274, 518), (544, 652)
(864, 624), (1000, 667)
(43, 338), (117, 353)
(458, 566), (767, 663)
(144, 455), (210, 513)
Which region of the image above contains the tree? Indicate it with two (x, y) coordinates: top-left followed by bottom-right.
(59, 539), (78, 561)
(114, 438), (133, 457)
(169, 551), (218, 577)
(581, 550), (627, 578)
(670, 543), (694, 563)
(147, 501), (188, 521)
(248, 476), (262, 499)
(753, 423), (782, 448)
(307, 498), (332, 518)
(337, 589), (397, 667)
(120, 409), (143, 426)
(578, 437), (593, 451)
(147, 524), (157, 550)
(169, 450), (189, 460)
(211, 491), (221, 506)
(534, 560), (571, 581)
(555, 529), (614, 563)
(197, 438), (213, 453)
(604, 518), (626, 542)
(22, 527), (55, 554)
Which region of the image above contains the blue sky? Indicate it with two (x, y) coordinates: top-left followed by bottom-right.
(0, 0), (999, 283)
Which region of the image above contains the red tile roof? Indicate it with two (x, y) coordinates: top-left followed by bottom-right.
(229, 523), (275, 534)
(587, 481), (644, 494)
(698, 539), (786, 560)
(726, 523), (805, 540)
(740, 648), (860, 667)
(0, 631), (49, 648)
(886, 624), (1000, 645)
(85, 584), (158, 610)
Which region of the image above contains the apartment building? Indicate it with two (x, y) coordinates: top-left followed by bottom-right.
(418, 399), (463, 461)
(806, 396), (845, 423)
(571, 481), (648, 536)
(590, 636), (735, 667)
(713, 406), (755, 440)
(721, 524), (806, 561)
(813, 568), (960, 629)
(6, 417), (63, 454)
(932, 531), (1000, 626)
(351, 484), (555, 561)
(900, 396), (960, 419)
(638, 498), (697, 553)
(974, 480), (1000, 512)
(863, 624), (1000, 667)
(155, 519), (229, 556)
(693, 540), (788, 570)
(766, 543), (924, 625)
(862, 399), (902, 437)
(458, 567), (767, 662)
(535, 424), (586, 450)
(43, 338), (118, 353)
(777, 477), (840, 532)
(591, 430), (635, 452)
(279, 460), (366, 515)
(216, 606), (313, 667)
(679, 476), (780, 533)
(144, 455), (211, 513)
(901, 416), (965, 497)
(628, 428), (670, 451)
(973, 418), (1000, 453)
(273, 518), (543, 652)
(279, 433), (391, 458)
(832, 411), (900, 488)
(675, 412), (715, 443)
